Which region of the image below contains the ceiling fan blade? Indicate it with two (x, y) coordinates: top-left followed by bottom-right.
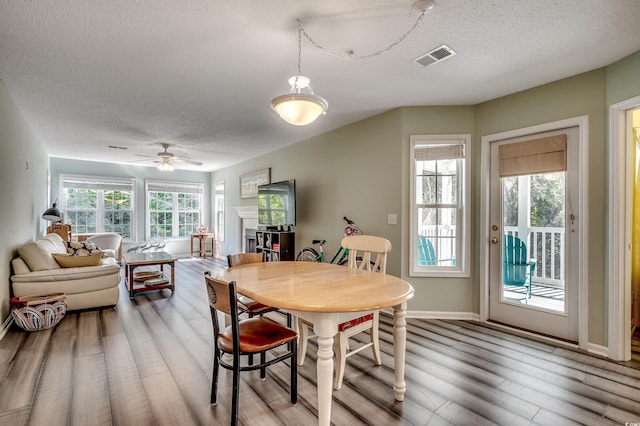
(174, 157), (203, 166)
(135, 154), (157, 158)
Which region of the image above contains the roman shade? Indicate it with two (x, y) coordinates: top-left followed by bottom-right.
(499, 134), (567, 178)
(415, 143), (465, 161)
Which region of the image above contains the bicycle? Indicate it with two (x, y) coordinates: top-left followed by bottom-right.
(296, 216), (361, 264)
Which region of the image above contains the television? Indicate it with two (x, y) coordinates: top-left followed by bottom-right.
(258, 179), (296, 228)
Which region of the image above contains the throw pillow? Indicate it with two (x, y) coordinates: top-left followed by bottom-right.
(53, 252), (102, 268)
(66, 240), (101, 256)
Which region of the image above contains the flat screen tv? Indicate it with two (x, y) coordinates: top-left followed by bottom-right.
(258, 179), (296, 228)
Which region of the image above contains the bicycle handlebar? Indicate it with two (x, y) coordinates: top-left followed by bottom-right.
(343, 216), (354, 225)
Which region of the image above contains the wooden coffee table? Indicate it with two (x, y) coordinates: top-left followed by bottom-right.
(123, 251), (176, 298)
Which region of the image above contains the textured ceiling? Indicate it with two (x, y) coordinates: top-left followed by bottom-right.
(1, 0), (640, 171)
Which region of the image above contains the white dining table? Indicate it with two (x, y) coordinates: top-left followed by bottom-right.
(216, 261), (415, 426)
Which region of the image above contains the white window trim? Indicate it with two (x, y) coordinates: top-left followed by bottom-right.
(59, 173), (136, 241)
(409, 134), (470, 277)
(214, 180), (225, 242)
(145, 179), (204, 240)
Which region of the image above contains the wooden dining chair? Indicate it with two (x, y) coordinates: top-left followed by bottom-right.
(227, 253), (292, 327)
(204, 272), (298, 426)
(298, 234), (391, 390)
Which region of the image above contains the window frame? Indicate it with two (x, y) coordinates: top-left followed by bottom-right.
(214, 180), (225, 241)
(145, 179), (204, 240)
(409, 134), (470, 277)
(59, 174), (135, 241)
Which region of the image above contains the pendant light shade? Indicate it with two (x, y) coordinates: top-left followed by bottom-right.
(270, 76), (328, 126)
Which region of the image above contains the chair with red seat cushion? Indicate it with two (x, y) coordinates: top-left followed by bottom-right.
(204, 272), (297, 426)
(297, 235), (391, 390)
(227, 253), (291, 327)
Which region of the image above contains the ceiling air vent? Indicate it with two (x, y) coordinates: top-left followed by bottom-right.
(413, 44), (456, 67)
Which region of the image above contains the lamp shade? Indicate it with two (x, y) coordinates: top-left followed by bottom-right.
(270, 75), (328, 126)
(270, 93), (328, 126)
(42, 203), (62, 222)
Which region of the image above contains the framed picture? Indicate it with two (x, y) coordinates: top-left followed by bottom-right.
(239, 168), (270, 198)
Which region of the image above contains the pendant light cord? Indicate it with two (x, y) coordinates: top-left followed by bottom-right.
(299, 11), (428, 61)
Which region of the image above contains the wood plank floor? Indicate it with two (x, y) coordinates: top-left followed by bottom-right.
(1, 256), (640, 425)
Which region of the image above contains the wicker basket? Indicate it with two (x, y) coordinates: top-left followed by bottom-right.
(10, 293), (67, 331)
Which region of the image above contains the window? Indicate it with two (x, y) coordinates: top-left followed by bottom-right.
(60, 174), (135, 240)
(146, 180), (203, 239)
(410, 135), (470, 277)
(214, 181), (225, 241)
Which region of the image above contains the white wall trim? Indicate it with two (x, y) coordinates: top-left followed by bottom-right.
(233, 205), (257, 220)
(480, 116), (589, 350)
(608, 95), (640, 361)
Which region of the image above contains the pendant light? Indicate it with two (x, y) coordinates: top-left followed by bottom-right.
(270, 21), (328, 126)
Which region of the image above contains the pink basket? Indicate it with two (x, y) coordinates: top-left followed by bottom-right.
(10, 293), (67, 331)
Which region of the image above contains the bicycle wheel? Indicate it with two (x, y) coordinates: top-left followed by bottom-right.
(296, 247), (319, 262)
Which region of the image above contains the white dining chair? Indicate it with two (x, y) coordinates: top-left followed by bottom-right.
(298, 234), (391, 390)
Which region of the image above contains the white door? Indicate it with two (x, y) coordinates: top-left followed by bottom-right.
(488, 127), (579, 342)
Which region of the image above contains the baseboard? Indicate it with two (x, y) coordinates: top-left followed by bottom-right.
(585, 342), (608, 358)
(0, 315), (13, 341)
(380, 308), (480, 321)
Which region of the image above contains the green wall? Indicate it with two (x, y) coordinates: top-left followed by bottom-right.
(0, 80), (49, 321)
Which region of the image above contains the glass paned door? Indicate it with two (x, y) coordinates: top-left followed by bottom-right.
(488, 128), (579, 342)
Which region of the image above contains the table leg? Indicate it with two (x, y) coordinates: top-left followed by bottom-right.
(313, 316), (337, 426)
(170, 261), (175, 293)
(393, 302), (408, 401)
(128, 264), (136, 299)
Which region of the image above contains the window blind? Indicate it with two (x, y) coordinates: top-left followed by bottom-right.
(146, 180), (203, 194)
(415, 143), (465, 161)
(61, 175), (134, 191)
(499, 134), (567, 178)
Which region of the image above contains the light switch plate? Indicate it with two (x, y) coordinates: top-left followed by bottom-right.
(387, 213), (397, 225)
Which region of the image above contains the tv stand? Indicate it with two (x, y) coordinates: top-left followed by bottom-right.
(255, 230), (295, 262)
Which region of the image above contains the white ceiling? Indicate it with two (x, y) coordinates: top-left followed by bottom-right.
(1, 0), (640, 172)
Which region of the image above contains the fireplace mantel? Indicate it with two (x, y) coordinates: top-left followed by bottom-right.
(234, 206), (257, 220)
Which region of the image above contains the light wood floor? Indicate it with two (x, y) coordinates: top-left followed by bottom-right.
(1, 256), (640, 425)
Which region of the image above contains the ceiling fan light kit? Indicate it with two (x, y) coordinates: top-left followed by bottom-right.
(157, 158), (175, 172)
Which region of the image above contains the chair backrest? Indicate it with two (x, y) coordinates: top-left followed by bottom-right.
(503, 235), (529, 285)
(341, 235), (391, 273)
(504, 235), (528, 265)
(417, 236), (436, 266)
(85, 233), (122, 252)
(204, 272), (239, 338)
(227, 252), (263, 267)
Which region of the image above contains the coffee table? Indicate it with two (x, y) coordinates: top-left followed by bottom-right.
(123, 251), (176, 298)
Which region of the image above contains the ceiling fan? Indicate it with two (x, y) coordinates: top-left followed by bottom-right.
(133, 143), (203, 171)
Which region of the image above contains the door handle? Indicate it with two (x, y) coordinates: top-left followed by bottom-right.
(491, 237), (499, 244)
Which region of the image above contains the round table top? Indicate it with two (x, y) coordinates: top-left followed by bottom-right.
(216, 261), (414, 313)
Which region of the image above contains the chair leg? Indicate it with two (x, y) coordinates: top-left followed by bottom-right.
(260, 352), (267, 380)
(211, 350), (220, 404)
(298, 319), (309, 366)
(371, 314), (382, 366)
(291, 338), (298, 405)
(231, 357), (240, 426)
(333, 331), (348, 390)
